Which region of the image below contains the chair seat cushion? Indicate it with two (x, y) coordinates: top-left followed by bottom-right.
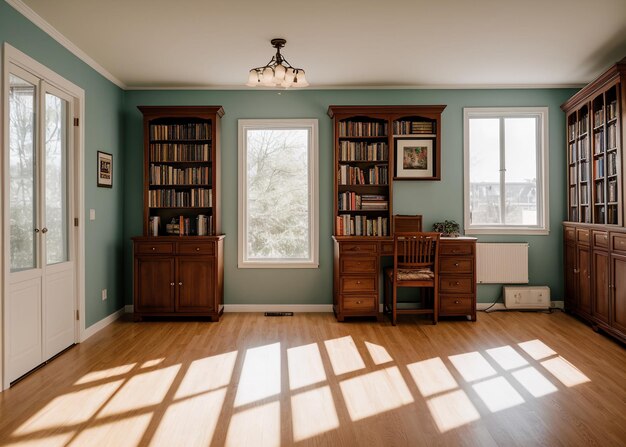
(397, 268), (434, 281)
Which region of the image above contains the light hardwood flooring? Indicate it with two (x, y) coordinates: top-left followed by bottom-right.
(1, 311), (625, 446)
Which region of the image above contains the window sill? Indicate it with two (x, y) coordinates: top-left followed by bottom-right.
(238, 261), (319, 269)
(465, 227), (549, 236)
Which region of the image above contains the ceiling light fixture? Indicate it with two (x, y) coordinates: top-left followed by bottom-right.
(246, 38), (309, 88)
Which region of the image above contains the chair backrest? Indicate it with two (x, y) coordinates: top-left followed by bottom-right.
(393, 232), (440, 271)
(392, 215), (423, 233)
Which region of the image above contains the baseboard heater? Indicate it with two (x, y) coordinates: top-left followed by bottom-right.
(503, 286), (550, 310)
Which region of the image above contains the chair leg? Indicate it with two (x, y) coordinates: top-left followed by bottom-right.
(383, 274), (389, 314)
(433, 283), (439, 325)
(392, 282), (397, 326)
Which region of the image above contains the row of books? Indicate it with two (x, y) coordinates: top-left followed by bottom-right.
(607, 205), (618, 224)
(336, 215), (388, 236)
(593, 107), (604, 128)
(570, 185), (578, 206)
(569, 143), (576, 163)
(149, 164), (211, 186)
(339, 141), (388, 161)
(608, 179), (618, 202)
(156, 215), (214, 236)
(608, 123), (617, 149)
(393, 121), (435, 135)
(338, 164), (388, 185)
(580, 161), (588, 182)
(568, 123), (576, 141)
(581, 186), (589, 206)
(338, 121), (387, 137)
(580, 207), (590, 223)
(608, 152), (617, 176)
(608, 100), (618, 121)
(579, 137), (589, 160)
(150, 143), (211, 162)
(594, 157), (604, 178)
(338, 192), (388, 211)
(578, 114), (588, 135)
(569, 165), (576, 185)
(594, 130), (605, 154)
(150, 123), (211, 140)
(596, 181), (604, 203)
(570, 208), (578, 222)
(148, 188), (212, 208)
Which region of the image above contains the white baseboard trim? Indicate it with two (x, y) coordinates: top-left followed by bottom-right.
(224, 304), (333, 313)
(81, 307), (126, 342)
(477, 301), (564, 311)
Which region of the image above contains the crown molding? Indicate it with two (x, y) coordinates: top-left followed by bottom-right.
(5, 0), (126, 89)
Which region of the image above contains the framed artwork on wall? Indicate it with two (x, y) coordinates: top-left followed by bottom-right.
(97, 151), (113, 187)
(395, 139), (434, 179)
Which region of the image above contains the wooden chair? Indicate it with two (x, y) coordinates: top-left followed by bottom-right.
(392, 215), (422, 233)
(383, 232), (440, 325)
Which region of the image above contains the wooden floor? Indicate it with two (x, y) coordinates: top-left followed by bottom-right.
(1, 311), (625, 447)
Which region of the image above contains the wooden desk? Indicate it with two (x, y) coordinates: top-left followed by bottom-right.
(332, 236), (477, 322)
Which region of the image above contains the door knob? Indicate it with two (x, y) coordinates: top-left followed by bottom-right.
(178, 282), (183, 286)
(41, 227), (48, 233)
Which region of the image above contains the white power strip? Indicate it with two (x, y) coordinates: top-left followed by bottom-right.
(503, 286), (550, 310)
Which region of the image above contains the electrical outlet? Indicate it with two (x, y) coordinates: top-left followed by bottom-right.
(102, 289), (107, 301)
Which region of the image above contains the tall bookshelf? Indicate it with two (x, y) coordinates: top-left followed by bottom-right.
(138, 106), (223, 236)
(328, 105), (446, 237)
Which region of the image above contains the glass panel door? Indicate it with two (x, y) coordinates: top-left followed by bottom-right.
(44, 92), (69, 265)
(8, 73), (38, 272)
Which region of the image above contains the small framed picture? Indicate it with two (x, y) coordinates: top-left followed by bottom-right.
(395, 139), (434, 179)
(97, 151), (113, 188)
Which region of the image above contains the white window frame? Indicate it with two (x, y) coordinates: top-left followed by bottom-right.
(238, 119), (319, 268)
(463, 107), (549, 235)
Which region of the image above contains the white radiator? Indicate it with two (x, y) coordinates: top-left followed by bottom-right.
(503, 286), (550, 310)
(476, 243), (529, 284)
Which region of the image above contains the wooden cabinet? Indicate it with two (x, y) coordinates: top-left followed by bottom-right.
(438, 238), (476, 321)
(563, 223), (626, 343)
(133, 237), (224, 321)
(133, 105), (225, 321)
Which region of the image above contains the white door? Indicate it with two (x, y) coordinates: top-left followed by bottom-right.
(5, 66), (76, 383)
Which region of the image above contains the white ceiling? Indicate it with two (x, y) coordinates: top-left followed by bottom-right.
(14, 0), (626, 89)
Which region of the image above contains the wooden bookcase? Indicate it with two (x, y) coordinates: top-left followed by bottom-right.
(133, 106), (225, 321)
(562, 57), (626, 343)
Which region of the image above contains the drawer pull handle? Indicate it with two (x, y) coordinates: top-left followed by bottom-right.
(178, 282), (183, 286)
(170, 282), (174, 286)
(454, 263), (459, 267)
(455, 300), (460, 304)
(152, 247), (156, 251)
(356, 300), (362, 304)
(356, 281), (361, 284)
(196, 247), (200, 251)
(455, 281), (460, 285)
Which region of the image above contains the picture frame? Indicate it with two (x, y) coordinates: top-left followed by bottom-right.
(97, 151), (113, 188)
(395, 139), (434, 179)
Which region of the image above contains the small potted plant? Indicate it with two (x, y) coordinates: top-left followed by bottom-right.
(433, 220), (460, 237)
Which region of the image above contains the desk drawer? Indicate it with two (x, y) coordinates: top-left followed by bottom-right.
(440, 276), (473, 294)
(593, 231), (609, 250)
(135, 242), (174, 254)
(343, 296), (377, 312)
(340, 276), (377, 294)
(439, 257), (473, 274)
(440, 296), (473, 315)
(178, 242), (215, 255)
(577, 228), (590, 245)
(340, 242), (378, 254)
(612, 233), (626, 254)
(564, 226), (575, 242)
(340, 257), (377, 273)
(440, 243), (473, 256)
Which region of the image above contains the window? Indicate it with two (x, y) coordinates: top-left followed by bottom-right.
(238, 119), (319, 268)
(464, 107), (549, 235)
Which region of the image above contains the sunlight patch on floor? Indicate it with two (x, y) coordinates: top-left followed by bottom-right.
(364, 341), (393, 365)
(340, 366), (413, 421)
(407, 357), (458, 397)
(234, 343), (281, 407)
(225, 401), (280, 447)
(512, 366), (558, 397)
(291, 386), (339, 442)
(486, 346), (529, 371)
(448, 352), (497, 383)
(175, 351), (237, 399)
(324, 336), (365, 376)
(518, 339), (557, 360)
(540, 356), (591, 387)
(74, 363), (136, 385)
(426, 389), (480, 433)
(68, 413), (152, 447)
(472, 376), (525, 412)
(287, 343), (326, 390)
(99, 365), (180, 417)
(5, 432), (75, 447)
(14, 380), (124, 435)
(141, 358), (165, 369)
(150, 388), (228, 446)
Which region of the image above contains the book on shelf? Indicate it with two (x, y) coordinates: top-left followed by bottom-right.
(339, 141), (388, 161)
(593, 107), (604, 127)
(594, 157), (604, 178)
(597, 207), (605, 224)
(580, 161), (588, 181)
(581, 186), (589, 205)
(570, 208), (578, 222)
(568, 123), (576, 141)
(163, 214), (213, 236)
(569, 143), (576, 163)
(608, 100), (617, 120)
(579, 114), (588, 135)
(338, 192), (388, 211)
(570, 186), (577, 206)
(338, 164), (388, 185)
(338, 121), (387, 137)
(596, 181), (604, 203)
(608, 179), (618, 202)
(579, 137), (589, 159)
(607, 123), (617, 149)
(594, 131), (604, 154)
(150, 164), (211, 185)
(607, 152), (617, 176)
(336, 215), (388, 236)
(393, 120), (435, 135)
(608, 205), (618, 224)
(149, 188), (212, 208)
(150, 143), (211, 162)
(150, 123), (211, 140)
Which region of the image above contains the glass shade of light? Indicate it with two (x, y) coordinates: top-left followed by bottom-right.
(274, 64), (286, 81)
(284, 68), (296, 83)
(246, 70), (260, 87)
(262, 67), (274, 83)
(293, 70), (309, 88)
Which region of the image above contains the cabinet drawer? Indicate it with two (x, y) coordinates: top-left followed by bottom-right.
(178, 242), (215, 255)
(340, 276), (377, 294)
(439, 257), (473, 274)
(340, 242), (378, 254)
(440, 243), (473, 256)
(343, 296), (377, 312)
(612, 233), (626, 254)
(135, 242), (174, 254)
(577, 228), (590, 244)
(564, 226), (576, 242)
(340, 257), (377, 273)
(593, 231), (609, 249)
(440, 296), (473, 315)
(440, 276), (474, 294)
(380, 241), (394, 255)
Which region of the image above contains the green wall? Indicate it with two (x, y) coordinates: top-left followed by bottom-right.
(123, 88), (576, 306)
(1, 1), (126, 327)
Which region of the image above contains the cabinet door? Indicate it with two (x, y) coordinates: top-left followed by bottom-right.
(577, 245), (592, 316)
(564, 242), (577, 311)
(611, 255), (626, 334)
(135, 257), (175, 312)
(176, 257), (215, 312)
(592, 250), (610, 324)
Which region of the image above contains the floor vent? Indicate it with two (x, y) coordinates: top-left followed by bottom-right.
(264, 312), (294, 317)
